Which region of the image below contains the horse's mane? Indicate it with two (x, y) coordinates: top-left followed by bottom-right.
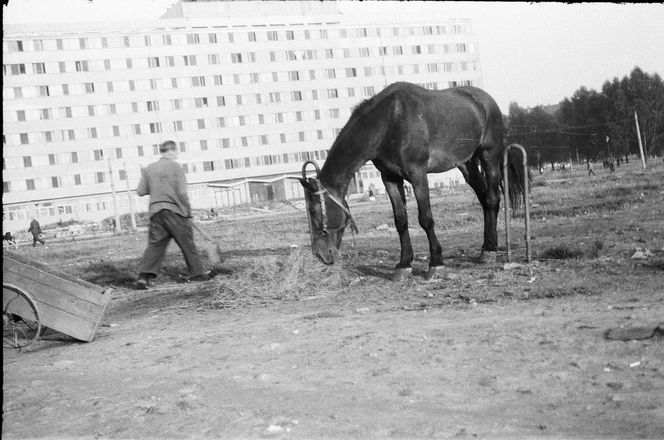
(350, 97), (374, 118)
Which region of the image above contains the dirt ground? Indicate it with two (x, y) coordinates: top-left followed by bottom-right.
(3, 162), (664, 439)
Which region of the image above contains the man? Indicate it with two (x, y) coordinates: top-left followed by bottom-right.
(28, 219), (45, 247)
(135, 140), (212, 289)
(587, 160), (596, 177)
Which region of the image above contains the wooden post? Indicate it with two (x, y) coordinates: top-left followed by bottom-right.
(634, 111), (647, 169)
(123, 161), (137, 231)
(107, 159), (122, 233)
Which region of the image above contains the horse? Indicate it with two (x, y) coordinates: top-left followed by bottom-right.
(299, 82), (527, 280)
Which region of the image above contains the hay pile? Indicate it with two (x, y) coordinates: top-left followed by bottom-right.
(211, 248), (357, 309)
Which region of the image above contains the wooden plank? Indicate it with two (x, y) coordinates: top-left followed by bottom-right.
(4, 252), (105, 292)
(2, 255), (113, 342)
(4, 257), (106, 306)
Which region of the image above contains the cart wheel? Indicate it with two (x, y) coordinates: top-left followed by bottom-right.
(3, 284), (41, 349)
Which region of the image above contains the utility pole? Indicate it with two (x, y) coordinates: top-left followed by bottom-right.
(108, 159), (122, 233)
(634, 111), (647, 169)
(123, 161), (137, 231)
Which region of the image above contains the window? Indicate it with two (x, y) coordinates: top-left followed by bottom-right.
(17, 110), (26, 121)
(144, 35), (152, 47)
(74, 174), (81, 185)
(183, 55), (197, 66)
(147, 100), (159, 111)
(163, 34), (172, 45)
(171, 78), (178, 89)
(173, 121), (183, 132)
(137, 145), (144, 156)
(209, 33), (218, 44)
(107, 81), (114, 92)
(329, 108), (340, 118)
(104, 59), (111, 70)
(231, 53), (242, 63)
(129, 80), (135, 91)
(71, 152), (78, 163)
(23, 156), (32, 168)
(195, 97), (209, 108)
(327, 88), (338, 99)
(291, 91), (302, 101)
(268, 31), (278, 41)
(96, 172), (105, 184)
(123, 36), (130, 47)
(186, 33), (200, 44)
(150, 79), (159, 90)
(456, 43), (467, 52)
(216, 117), (226, 128)
(359, 48), (370, 57)
(34, 39), (43, 51)
(200, 140), (208, 150)
(171, 99), (182, 110)
(26, 179), (35, 191)
(248, 32), (256, 42)
(197, 119), (206, 129)
(51, 177), (60, 188)
(393, 46), (403, 55)
(280, 133), (287, 143)
(38, 85), (50, 96)
(288, 71), (300, 81)
(221, 138), (230, 149)
(88, 127), (98, 138)
(345, 68), (357, 78)
(132, 124), (141, 135)
(33, 62), (46, 74)
(208, 54), (220, 65)
(119, 170), (127, 180)
(75, 60), (89, 72)
(101, 37), (108, 48)
(203, 161), (214, 171)
(363, 86), (375, 96)
(179, 142), (186, 152)
(20, 133), (29, 144)
(286, 30), (294, 40)
(216, 96), (225, 107)
(241, 137), (248, 147)
(112, 126), (120, 137)
(115, 147), (123, 159)
(298, 131), (305, 142)
(191, 76), (205, 87)
(148, 57), (160, 68)
(238, 116), (246, 126)
(94, 149), (104, 161)
(107, 103), (117, 114)
(214, 75), (223, 86)
(88, 105), (96, 116)
(49, 154), (56, 165)
(236, 95), (243, 105)
(13, 87), (22, 98)
(149, 122), (162, 134)
(85, 82), (95, 93)
(412, 45), (422, 55)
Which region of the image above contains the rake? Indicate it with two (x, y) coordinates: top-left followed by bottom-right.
(192, 222), (224, 265)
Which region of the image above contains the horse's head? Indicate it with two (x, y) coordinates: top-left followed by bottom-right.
(299, 177), (353, 265)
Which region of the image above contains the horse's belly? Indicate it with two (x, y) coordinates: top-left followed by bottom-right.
(427, 136), (477, 172)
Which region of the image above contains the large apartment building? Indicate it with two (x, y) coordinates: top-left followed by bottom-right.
(2, 1), (481, 232)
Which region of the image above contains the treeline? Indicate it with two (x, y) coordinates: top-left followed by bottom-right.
(504, 67), (664, 167)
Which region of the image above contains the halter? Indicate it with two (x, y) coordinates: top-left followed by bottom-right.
(301, 161), (358, 241)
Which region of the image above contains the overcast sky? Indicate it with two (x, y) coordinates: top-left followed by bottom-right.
(3, 0), (664, 112)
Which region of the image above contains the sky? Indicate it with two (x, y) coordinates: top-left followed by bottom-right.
(3, 0), (664, 112)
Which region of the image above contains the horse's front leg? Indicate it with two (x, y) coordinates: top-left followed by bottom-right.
(411, 174), (444, 279)
(382, 176), (413, 280)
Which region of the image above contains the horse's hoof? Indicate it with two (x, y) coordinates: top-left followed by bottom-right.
(425, 265), (444, 281)
(479, 250), (498, 264)
(392, 267), (412, 282)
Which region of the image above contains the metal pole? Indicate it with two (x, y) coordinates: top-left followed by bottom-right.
(634, 111), (647, 169)
(123, 161), (137, 231)
(503, 144), (531, 263)
(107, 159), (122, 233)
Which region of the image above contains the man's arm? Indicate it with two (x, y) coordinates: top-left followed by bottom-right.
(175, 167), (192, 217)
(137, 167), (148, 196)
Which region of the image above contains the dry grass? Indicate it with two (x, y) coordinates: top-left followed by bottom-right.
(210, 248), (358, 309)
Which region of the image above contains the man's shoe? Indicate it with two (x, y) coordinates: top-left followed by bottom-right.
(135, 277), (150, 290)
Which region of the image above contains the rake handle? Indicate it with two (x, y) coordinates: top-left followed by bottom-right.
(191, 222), (215, 243)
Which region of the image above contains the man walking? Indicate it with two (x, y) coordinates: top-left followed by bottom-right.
(28, 218), (45, 247)
(135, 140), (212, 289)
(587, 160), (596, 177)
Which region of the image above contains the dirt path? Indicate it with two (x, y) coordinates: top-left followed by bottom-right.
(3, 277), (663, 439)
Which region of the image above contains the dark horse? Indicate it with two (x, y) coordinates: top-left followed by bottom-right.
(299, 82), (526, 280)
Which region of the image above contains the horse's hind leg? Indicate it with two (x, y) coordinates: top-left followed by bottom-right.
(459, 156), (496, 262)
(382, 174), (414, 280)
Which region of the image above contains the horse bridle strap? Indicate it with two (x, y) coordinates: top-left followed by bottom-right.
(312, 185), (358, 235)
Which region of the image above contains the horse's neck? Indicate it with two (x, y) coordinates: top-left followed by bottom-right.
(320, 143), (370, 198)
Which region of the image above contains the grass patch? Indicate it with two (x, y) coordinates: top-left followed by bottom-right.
(81, 261), (137, 287)
(539, 245), (584, 260)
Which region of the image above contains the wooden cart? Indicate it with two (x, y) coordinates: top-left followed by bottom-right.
(3, 253), (112, 348)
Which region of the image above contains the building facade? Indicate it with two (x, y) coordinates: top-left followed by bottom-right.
(2, 1), (481, 232)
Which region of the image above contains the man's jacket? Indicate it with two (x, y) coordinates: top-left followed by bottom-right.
(137, 157), (191, 218)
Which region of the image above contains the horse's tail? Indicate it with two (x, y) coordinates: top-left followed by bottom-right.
(501, 146), (530, 211)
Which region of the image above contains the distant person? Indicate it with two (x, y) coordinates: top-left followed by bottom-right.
(3, 232), (18, 248)
(135, 140), (215, 290)
(28, 219), (45, 247)
(587, 160), (596, 177)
